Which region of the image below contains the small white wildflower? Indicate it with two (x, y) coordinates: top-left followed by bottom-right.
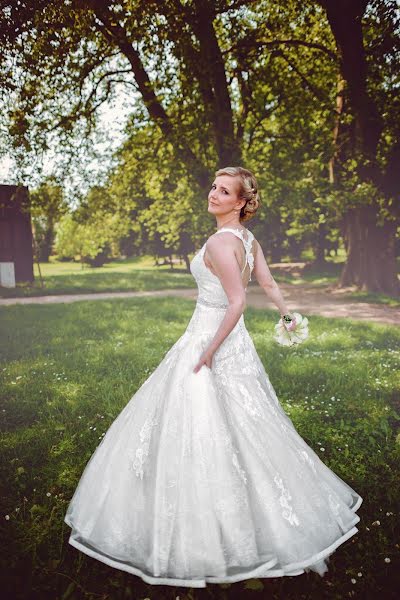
(5, 514), (10, 520)
(384, 557), (391, 563)
(351, 578), (356, 584)
(320, 447), (325, 451)
(357, 572), (362, 577)
(46, 492), (51, 497)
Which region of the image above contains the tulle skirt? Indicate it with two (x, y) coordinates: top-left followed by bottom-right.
(64, 302), (362, 587)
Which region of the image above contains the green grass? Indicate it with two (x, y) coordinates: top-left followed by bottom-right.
(0, 298), (399, 599)
(343, 290), (400, 308)
(0, 256), (196, 298)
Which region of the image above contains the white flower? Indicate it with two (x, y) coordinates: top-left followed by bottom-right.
(274, 313), (309, 347)
(46, 492), (51, 497)
(384, 557), (391, 563)
(357, 572), (362, 577)
(351, 578), (356, 584)
(5, 515), (10, 520)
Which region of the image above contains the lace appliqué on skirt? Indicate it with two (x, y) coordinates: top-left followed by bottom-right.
(129, 413), (160, 479)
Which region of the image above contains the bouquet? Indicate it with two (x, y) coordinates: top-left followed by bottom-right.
(274, 312), (309, 347)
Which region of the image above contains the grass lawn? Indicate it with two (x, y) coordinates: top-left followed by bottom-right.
(0, 256), (196, 298)
(0, 298), (399, 599)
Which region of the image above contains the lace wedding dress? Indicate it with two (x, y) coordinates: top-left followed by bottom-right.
(64, 227), (363, 588)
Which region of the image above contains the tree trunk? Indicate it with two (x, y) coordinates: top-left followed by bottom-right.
(190, 0), (242, 165)
(340, 205), (399, 294)
(313, 222), (328, 268)
(270, 244), (283, 264)
(183, 254), (190, 272)
(40, 220), (54, 262)
(319, 0), (399, 294)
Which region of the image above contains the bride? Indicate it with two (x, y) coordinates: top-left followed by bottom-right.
(64, 166), (363, 588)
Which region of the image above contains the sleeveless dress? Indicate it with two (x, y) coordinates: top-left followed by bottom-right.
(64, 227), (363, 588)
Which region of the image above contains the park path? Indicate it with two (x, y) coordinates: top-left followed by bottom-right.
(0, 282), (398, 326)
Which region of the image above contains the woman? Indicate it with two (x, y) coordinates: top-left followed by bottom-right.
(64, 166), (363, 588)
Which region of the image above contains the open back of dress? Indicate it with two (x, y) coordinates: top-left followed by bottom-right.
(214, 227), (255, 290)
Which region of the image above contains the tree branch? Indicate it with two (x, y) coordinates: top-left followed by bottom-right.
(279, 51), (331, 105)
(87, 1), (211, 188)
(226, 38), (337, 62)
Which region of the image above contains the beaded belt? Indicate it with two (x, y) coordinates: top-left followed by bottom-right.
(196, 297), (229, 309)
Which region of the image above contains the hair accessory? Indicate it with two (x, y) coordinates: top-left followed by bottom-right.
(274, 312), (309, 346)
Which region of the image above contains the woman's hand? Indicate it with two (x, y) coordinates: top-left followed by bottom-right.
(285, 316), (297, 331)
(193, 349), (214, 373)
(282, 313), (297, 332)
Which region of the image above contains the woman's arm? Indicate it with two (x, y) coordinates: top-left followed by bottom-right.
(252, 239), (292, 317)
(193, 234), (246, 373)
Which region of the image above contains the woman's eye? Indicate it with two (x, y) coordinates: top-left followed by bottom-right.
(211, 184), (228, 194)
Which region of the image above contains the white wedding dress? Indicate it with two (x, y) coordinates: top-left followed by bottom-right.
(64, 227), (363, 588)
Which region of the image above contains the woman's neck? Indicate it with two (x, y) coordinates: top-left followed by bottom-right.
(216, 219), (245, 231)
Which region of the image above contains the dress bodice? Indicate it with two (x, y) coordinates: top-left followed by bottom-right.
(190, 227), (255, 309)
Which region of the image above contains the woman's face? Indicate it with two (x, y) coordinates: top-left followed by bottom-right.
(207, 175), (244, 218)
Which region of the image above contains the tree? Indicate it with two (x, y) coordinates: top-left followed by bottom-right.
(30, 176), (68, 261)
(54, 187), (131, 266)
(317, 0), (400, 293)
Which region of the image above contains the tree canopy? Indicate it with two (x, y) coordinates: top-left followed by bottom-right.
(1, 0), (399, 292)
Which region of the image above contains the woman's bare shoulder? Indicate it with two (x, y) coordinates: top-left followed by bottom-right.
(206, 230), (240, 248)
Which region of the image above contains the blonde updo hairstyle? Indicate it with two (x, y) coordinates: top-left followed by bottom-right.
(214, 166), (260, 223)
